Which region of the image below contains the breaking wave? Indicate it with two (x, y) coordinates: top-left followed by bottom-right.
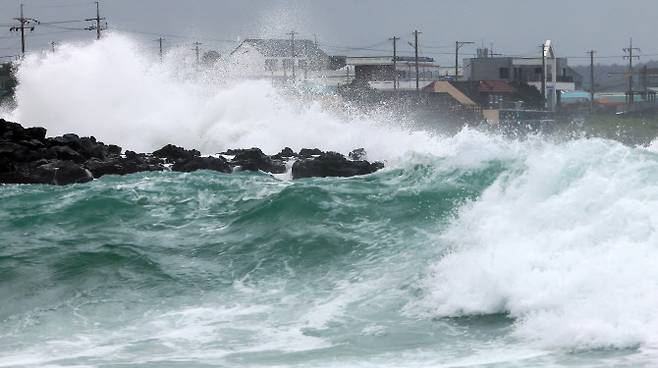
(2, 32), (658, 367)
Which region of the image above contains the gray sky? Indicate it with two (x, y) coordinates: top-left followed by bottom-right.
(0, 0), (656, 66)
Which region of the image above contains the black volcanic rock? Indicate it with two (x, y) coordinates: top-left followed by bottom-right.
(24, 127), (47, 141)
(232, 148), (285, 174)
(107, 144), (122, 156)
(299, 148), (324, 158)
(38, 160), (93, 185)
(292, 151), (384, 179)
(51, 145), (84, 162)
(0, 120), (385, 185)
(349, 148), (367, 161)
(271, 147), (297, 160)
(0, 160), (92, 185)
(152, 144), (200, 161)
(220, 148), (247, 156)
(172, 156), (231, 173)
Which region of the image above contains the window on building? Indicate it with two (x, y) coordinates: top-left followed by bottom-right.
(298, 59), (307, 69)
(282, 59), (293, 70)
(499, 67), (510, 79)
(265, 59), (278, 71)
(535, 67), (542, 74)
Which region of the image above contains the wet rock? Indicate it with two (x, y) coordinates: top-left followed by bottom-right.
(51, 145), (84, 162)
(78, 136), (108, 160)
(299, 148), (324, 158)
(0, 141), (29, 161)
(18, 139), (45, 149)
(107, 144), (122, 157)
(153, 144), (200, 161)
(271, 147), (297, 160)
(292, 151), (384, 179)
(232, 148), (285, 174)
(348, 148), (367, 161)
(220, 148), (247, 156)
(0, 160), (92, 185)
(38, 160), (93, 185)
(84, 156), (165, 178)
(172, 156), (231, 173)
(24, 127), (47, 141)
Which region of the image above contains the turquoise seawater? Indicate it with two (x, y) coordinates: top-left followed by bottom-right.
(2, 138), (658, 367)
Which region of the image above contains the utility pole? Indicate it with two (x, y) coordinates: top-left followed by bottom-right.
(588, 50), (596, 112)
(623, 38), (640, 105)
(158, 37), (164, 62)
(288, 31), (297, 80)
(193, 41), (202, 65)
(540, 42), (546, 105)
(85, 1), (106, 40)
(389, 36), (399, 91)
(10, 4), (40, 56)
(455, 41), (474, 79)
(414, 30), (421, 92)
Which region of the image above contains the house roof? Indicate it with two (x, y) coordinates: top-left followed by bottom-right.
(478, 80), (515, 93)
(234, 38), (328, 59)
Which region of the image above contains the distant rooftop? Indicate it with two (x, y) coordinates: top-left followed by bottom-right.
(236, 38), (328, 59)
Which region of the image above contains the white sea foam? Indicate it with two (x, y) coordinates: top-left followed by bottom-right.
(416, 137), (658, 350)
(6, 31), (658, 358)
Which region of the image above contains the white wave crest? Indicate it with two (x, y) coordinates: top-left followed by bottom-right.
(416, 137), (658, 349)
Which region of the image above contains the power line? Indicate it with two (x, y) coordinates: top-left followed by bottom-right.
(84, 1), (106, 40)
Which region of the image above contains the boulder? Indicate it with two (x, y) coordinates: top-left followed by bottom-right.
(0, 141), (29, 162)
(271, 147), (297, 160)
(220, 148), (247, 156)
(299, 148), (324, 158)
(78, 136), (108, 160)
(348, 148), (367, 161)
(107, 144), (122, 157)
(232, 148), (286, 174)
(0, 119), (28, 140)
(84, 156), (165, 178)
(0, 160), (92, 185)
(51, 145), (84, 162)
(38, 161), (93, 185)
(171, 156), (231, 173)
(24, 127), (47, 141)
(292, 151), (384, 179)
(152, 144), (200, 161)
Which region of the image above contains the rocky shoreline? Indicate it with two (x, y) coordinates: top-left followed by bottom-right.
(0, 119), (384, 185)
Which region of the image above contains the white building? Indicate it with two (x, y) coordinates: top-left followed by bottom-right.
(230, 38), (333, 80)
(343, 56), (447, 91)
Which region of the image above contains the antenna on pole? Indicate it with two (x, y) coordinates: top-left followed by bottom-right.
(455, 41), (474, 80)
(409, 30), (422, 92)
(588, 50), (596, 112)
(389, 36), (400, 91)
(623, 37), (640, 106)
(85, 1), (107, 40)
(10, 4), (40, 56)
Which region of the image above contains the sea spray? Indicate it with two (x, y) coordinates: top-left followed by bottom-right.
(414, 137), (658, 350)
(5, 33), (439, 159)
(3, 32), (658, 367)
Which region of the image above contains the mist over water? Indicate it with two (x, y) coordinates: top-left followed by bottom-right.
(5, 33), (439, 159)
(2, 33), (658, 367)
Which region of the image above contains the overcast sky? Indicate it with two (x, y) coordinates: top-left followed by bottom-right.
(0, 0), (656, 66)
